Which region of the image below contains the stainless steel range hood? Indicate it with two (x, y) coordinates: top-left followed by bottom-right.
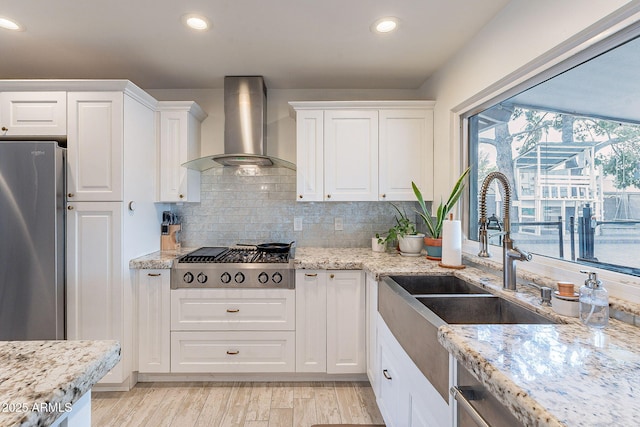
(182, 76), (295, 171)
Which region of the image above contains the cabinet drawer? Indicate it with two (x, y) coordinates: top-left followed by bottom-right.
(171, 331), (295, 373)
(171, 288), (295, 331)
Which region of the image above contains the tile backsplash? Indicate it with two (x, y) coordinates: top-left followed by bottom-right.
(173, 167), (422, 248)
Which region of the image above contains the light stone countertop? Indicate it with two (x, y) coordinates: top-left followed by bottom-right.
(0, 340), (120, 427)
(129, 246), (640, 426)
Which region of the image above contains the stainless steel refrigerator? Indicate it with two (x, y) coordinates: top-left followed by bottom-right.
(0, 141), (65, 340)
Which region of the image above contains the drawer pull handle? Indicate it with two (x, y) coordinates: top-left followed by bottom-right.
(329, 274), (335, 279)
(305, 273), (318, 277)
(450, 386), (490, 427)
(147, 273), (161, 277)
(226, 308), (240, 313)
(383, 369), (392, 380)
(226, 350), (239, 355)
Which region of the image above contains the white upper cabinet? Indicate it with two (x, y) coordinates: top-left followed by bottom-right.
(324, 110), (379, 201)
(67, 92), (124, 201)
(0, 92), (67, 136)
(290, 101), (435, 202)
(157, 101), (207, 203)
(379, 108), (433, 201)
(295, 110), (324, 201)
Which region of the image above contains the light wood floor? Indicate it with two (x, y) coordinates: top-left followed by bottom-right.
(91, 381), (384, 427)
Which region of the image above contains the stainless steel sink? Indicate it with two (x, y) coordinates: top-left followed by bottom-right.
(387, 275), (490, 295)
(379, 276), (555, 402)
(417, 295), (554, 324)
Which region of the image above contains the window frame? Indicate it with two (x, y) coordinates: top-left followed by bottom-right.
(454, 11), (640, 300)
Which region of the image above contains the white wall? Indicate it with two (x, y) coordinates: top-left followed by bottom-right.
(419, 0), (634, 200)
(147, 88), (422, 163)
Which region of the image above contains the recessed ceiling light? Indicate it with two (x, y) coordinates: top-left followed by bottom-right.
(0, 16), (24, 31)
(181, 14), (210, 31)
(372, 17), (398, 34)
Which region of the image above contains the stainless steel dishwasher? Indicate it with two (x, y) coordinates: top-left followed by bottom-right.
(452, 361), (525, 427)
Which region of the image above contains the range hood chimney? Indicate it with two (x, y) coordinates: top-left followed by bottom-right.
(182, 76), (295, 171)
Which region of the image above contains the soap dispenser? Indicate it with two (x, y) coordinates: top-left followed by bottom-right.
(578, 270), (609, 328)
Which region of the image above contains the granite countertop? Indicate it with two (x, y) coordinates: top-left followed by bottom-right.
(129, 246), (640, 426)
(0, 340), (120, 427)
(439, 322), (640, 426)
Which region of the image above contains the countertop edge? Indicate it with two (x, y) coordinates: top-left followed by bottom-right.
(0, 340), (121, 427)
(438, 326), (565, 427)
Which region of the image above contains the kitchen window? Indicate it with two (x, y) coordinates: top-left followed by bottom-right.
(465, 23), (640, 278)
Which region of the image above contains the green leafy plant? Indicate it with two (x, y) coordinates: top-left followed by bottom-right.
(378, 203), (417, 244)
(413, 167), (471, 239)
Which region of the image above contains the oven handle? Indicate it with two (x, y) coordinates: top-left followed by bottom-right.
(450, 386), (490, 427)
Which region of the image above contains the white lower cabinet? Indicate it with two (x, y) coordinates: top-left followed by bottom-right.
(171, 331), (295, 373)
(169, 288), (295, 373)
(295, 270), (366, 374)
(137, 269), (170, 373)
(377, 314), (450, 427)
(365, 273), (379, 392)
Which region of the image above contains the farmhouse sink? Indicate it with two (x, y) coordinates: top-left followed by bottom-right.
(379, 275), (555, 401)
(388, 275), (490, 295)
(417, 295), (554, 325)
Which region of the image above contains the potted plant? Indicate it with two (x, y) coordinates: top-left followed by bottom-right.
(412, 167), (470, 260)
(379, 204), (424, 256)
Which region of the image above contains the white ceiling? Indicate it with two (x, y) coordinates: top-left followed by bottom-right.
(0, 0), (510, 90)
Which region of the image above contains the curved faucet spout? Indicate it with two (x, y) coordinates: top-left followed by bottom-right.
(477, 171), (531, 290)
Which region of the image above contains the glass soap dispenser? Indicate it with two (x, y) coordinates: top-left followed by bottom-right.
(579, 270), (609, 328)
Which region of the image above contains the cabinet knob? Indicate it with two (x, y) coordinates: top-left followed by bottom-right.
(67, 205), (74, 210)
(298, 194), (303, 199)
(381, 194), (386, 198)
(1, 126), (7, 132)
(329, 274), (335, 279)
(326, 194), (331, 199)
(67, 193), (74, 198)
(179, 194), (184, 199)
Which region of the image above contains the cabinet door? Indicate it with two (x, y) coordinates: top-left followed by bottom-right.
(66, 201), (124, 383)
(295, 110), (324, 201)
(138, 269), (170, 373)
(379, 109), (433, 201)
(295, 270), (327, 372)
(326, 270), (366, 373)
(158, 106), (202, 203)
(67, 92), (123, 202)
(0, 92), (66, 136)
(324, 110), (378, 201)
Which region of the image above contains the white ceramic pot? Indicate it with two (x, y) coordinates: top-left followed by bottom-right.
(398, 233), (425, 255)
(372, 237), (387, 253)
(552, 291), (579, 317)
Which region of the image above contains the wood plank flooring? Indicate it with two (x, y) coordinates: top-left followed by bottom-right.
(91, 381), (384, 427)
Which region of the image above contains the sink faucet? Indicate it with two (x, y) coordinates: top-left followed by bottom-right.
(478, 171), (532, 290)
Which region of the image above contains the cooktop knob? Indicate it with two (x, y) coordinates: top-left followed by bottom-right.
(258, 272), (269, 284)
(221, 272), (231, 284)
(197, 273), (208, 284)
(234, 272), (245, 283)
(272, 272), (283, 283)
(183, 272), (194, 283)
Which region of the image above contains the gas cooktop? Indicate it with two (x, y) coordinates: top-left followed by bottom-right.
(171, 246), (294, 289)
(178, 246), (290, 264)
